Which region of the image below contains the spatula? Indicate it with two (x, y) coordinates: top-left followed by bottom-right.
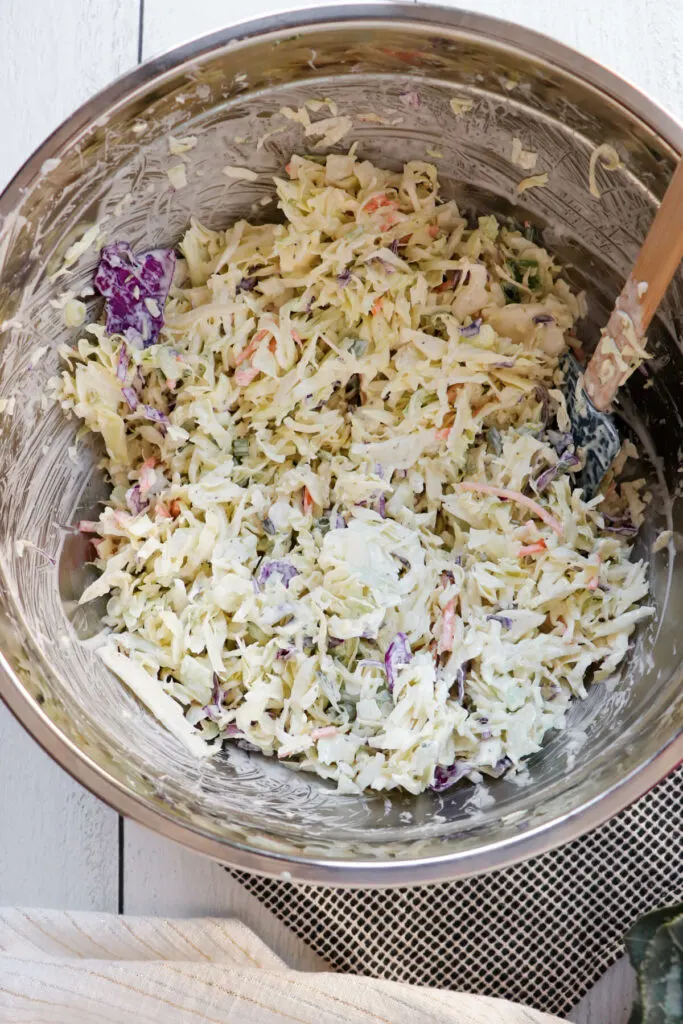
(563, 156), (683, 497)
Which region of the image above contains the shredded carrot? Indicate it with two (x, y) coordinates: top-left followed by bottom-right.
(428, 224), (439, 238)
(291, 329), (302, 344)
(438, 599), (456, 654)
(311, 725), (338, 740)
(169, 500), (181, 519)
(166, 379), (176, 390)
(436, 272), (461, 293)
(234, 365), (260, 386)
(381, 214), (399, 231)
(234, 329), (271, 367)
(234, 340), (258, 367)
(435, 426), (451, 441)
(302, 486), (314, 514)
(518, 540), (547, 557)
(78, 520), (99, 533)
(155, 503), (172, 520)
(268, 336), (277, 352)
(455, 481), (564, 537)
(363, 194), (397, 213)
(371, 297), (384, 316)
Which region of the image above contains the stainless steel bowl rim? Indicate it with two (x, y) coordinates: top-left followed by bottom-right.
(1, 3), (682, 886)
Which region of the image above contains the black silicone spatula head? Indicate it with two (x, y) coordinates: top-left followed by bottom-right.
(561, 352), (620, 499)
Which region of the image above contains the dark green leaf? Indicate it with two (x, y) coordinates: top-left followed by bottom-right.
(626, 905), (683, 973)
(639, 915), (683, 1023)
(625, 904), (683, 1024)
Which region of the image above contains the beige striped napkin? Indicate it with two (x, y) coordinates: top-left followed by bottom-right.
(0, 908), (567, 1023)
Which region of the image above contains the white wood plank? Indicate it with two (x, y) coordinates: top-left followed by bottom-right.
(141, 0), (332, 59)
(428, 0), (683, 123)
(0, 0), (139, 911)
(0, 0), (141, 191)
(0, 710), (119, 910)
(123, 822), (327, 970)
(568, 957), (637, 1024)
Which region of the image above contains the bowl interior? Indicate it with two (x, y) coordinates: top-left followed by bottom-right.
(1, 10), (682, 879)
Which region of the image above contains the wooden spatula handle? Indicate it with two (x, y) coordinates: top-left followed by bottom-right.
(584, 156), (683, 411)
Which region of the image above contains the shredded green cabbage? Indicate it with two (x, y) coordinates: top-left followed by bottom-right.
(56, 153), (652, 795)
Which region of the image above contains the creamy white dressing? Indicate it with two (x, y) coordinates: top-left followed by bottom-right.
(56, 153), (652, 795)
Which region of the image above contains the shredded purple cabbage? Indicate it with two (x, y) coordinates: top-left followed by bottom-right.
(211, 672), (221, 708)
(602, 513), (639, 537)
(262, 517), (276, 535)
(328, 636), (345, 649)
(398, 90), (421, 109)
(116, 343), (129, 382)
(490, 755), (513, 778)
(358, 659), (386, 671)
(126, 484), (146, 515)
(430, 761), (471, 792)
(121, 386), (139, 411)
(384, 632), (412, 693)
(460, 318), (482, 338)
(256, 560), (300, 588)
(236, 276), (257, 293)
(388, 238), (400, 255)
(532, 313), (555, 324)
(487, 613), (512, 628)
(94, 242), (176, 348)
(534, 448), (581, 492)
(202, 675), (223, 719)
(335, 513), (347, 530)
(378, 494), (387, 518)
(143, 405), (169, 425)
(276, 647), (295, 660)
(224, 723), (244, 738)
(545, 429), (573, 454)
(337, 268), (352, 287)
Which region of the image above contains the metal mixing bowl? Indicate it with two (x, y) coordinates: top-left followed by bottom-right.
(1, 5), (682, 885)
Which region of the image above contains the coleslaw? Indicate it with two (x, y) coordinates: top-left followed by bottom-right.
(56, 153), (652, 795)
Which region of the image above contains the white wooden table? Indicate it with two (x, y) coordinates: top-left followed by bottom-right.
(2, 0), (681, 1019)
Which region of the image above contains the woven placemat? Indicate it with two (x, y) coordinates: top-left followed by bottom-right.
(233, 764), (682, 1018)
